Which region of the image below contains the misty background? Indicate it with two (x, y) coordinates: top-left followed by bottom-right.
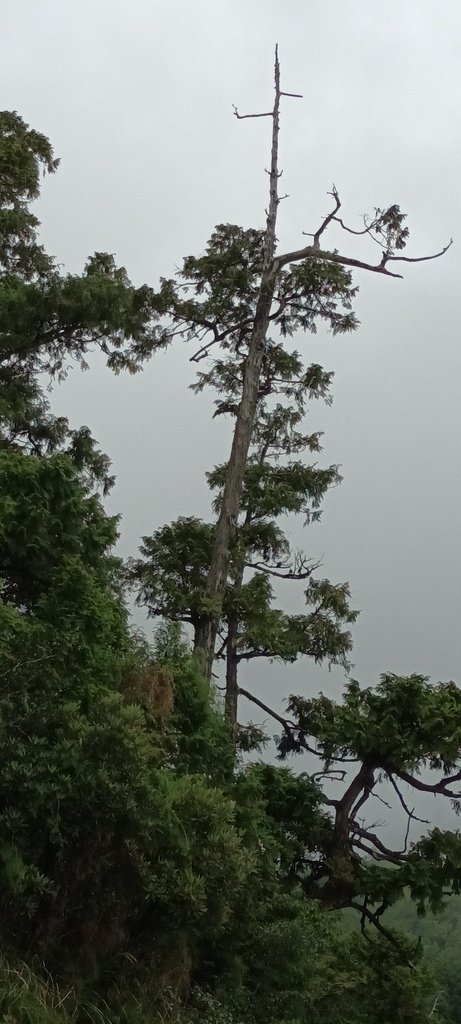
(2, 0), (461, 837)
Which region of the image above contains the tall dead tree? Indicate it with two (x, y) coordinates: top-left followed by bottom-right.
(193, 47), (451, 680)
(194, 47), (291, 675)
(194, 48), (310, 675)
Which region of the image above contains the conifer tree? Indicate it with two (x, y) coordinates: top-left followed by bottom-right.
(133, 337), (357, 725)
(144, 50), (449, 677)
(1, 101), (461, 1024)
(0, 110), (165, 489)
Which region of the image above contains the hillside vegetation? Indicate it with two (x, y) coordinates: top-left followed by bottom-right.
(0, 107), (459, 1024)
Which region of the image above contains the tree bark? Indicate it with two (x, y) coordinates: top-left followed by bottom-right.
(194, 48), (282, 680)
(224, 610), (239, 726)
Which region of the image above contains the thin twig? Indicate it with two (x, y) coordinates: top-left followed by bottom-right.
(369, 789), (392, 811)
(233, 106), (273, 120)
(385, 240), (453, 263)
(387, 773), (429, 825)
(331, 216), (371, 237)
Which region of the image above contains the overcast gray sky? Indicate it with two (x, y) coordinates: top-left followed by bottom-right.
(2, 0), (461, 781)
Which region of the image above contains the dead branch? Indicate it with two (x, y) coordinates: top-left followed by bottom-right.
(293, 187), (454, 276)
(309, 186), (342, 247)
(331, 211), (407, 251)
(396, 768), (461, 799)
(233, 74), (302, 120)
(233, 106), (273, 120)
(387, 773), (429, 825)
(278, 231), (452, 279)
(196, 48), (452, 684)
(190, 336), (219, 363)
(278, 243), (405, 277)
(369, 789), (392, 811)
(385, 242), (453, 264)
(331, 216), (371, 237)
(190, 318), (253, 364)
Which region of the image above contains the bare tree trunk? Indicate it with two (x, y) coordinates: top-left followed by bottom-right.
(194, 48), (282, 679)
(224, 610), (239, 726)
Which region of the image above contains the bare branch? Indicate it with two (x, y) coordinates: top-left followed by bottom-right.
(238, 686), (323, 760)
(369, 789), (392, 811)
(238, 686), (296, 731)
(234, 84), (302, 119)
(397, 768), (461, 799)
(387, 773), (429, 825)
(189, 318), (253, 364)
(385, 239), (453, 263)
(331, 216), (371, 237)
(190, 336), (220, 364)
(330, 213), (395, 251)
(277, 237), (452, 280)
(233, 105), (273, 120)
(330, 217), (398, 255)
(277, 244), (404, 278)
(309, 186), (342, 247)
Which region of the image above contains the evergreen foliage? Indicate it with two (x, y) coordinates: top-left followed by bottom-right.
(0, 107), (457, 1024)
(132, 335), (357, 725)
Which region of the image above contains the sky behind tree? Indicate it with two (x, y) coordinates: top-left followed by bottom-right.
(2, 0), (460, 748)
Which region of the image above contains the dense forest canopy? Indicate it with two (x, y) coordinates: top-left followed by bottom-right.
(0, 64), (459, 1024)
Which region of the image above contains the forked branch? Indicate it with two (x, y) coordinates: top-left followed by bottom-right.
(279, 185), (452, 278)
(277, 238), (452, 279)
